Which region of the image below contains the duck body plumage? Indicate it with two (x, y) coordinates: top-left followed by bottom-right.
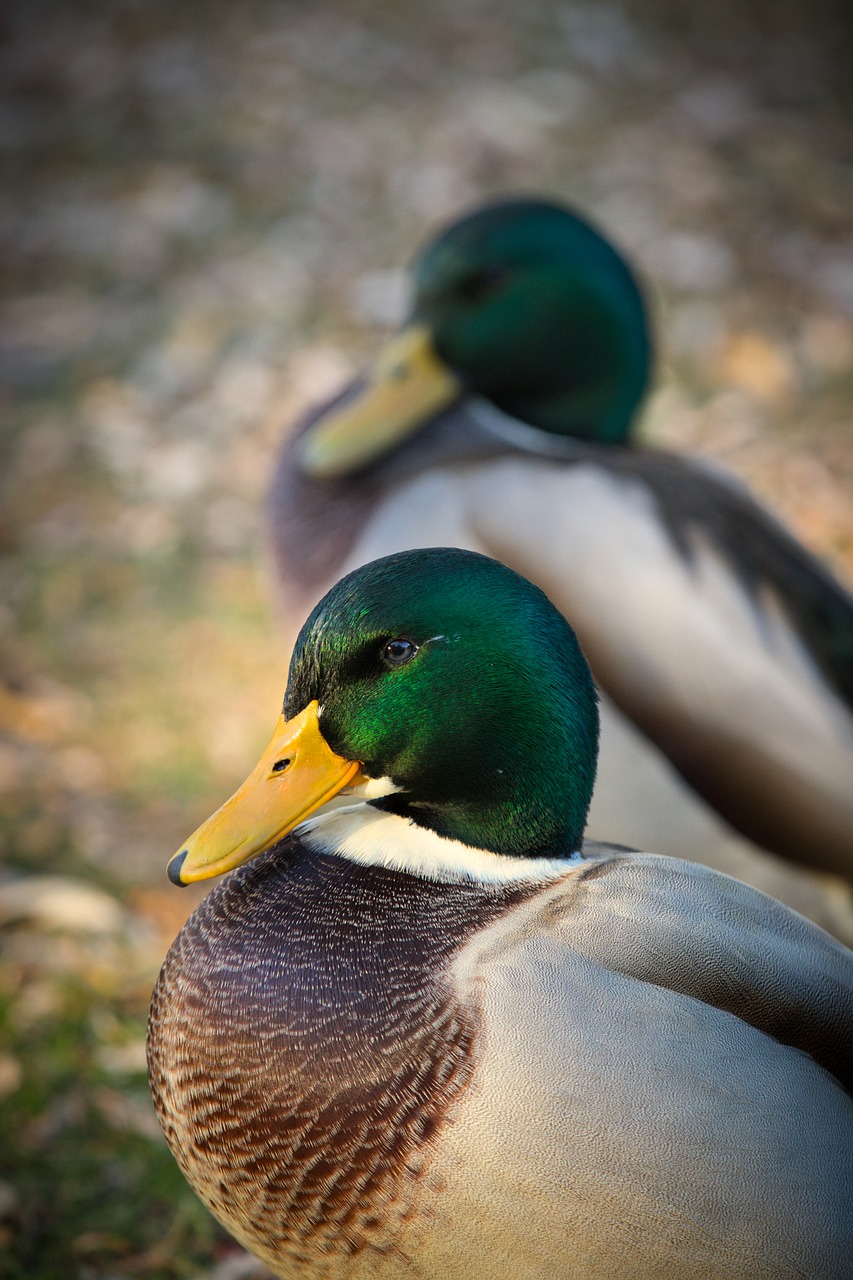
(149, 833), (853, 1280)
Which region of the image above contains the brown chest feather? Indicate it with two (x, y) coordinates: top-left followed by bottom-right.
(147, 842), (530, 1273)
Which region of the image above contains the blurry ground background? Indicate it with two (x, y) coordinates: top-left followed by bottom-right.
(1, 1), (852, 1276)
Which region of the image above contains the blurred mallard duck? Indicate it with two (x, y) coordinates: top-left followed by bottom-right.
(149, 548), (853, 1280)
(268, 198), (853, 912)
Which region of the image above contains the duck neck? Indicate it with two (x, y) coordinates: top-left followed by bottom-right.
(486, 301), (650, 445)
(371, 757), (590, 863)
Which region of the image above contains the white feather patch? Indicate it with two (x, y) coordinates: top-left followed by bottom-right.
(339, 774), (402, 800)
(298, 803), (581, 885)
(467, 397), (589, 458)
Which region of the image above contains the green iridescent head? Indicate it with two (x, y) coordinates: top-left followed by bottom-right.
(286, 548), (599, 858)
(412, 197), (652, 442)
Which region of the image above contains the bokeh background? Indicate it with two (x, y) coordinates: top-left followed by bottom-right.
(2, 1), (852, 1276)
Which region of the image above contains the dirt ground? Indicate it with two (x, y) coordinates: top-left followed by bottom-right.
(1, 2), (852, 1277)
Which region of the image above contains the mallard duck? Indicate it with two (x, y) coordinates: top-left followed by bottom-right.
(148, 548), (853, 1280)
(268, 198), (853, 918)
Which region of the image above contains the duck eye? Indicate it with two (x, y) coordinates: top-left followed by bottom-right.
(381, 638), (418, 666)
(459, 263), (512, 303)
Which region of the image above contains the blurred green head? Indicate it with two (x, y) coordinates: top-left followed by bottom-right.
(412, 198), (651, 442)
(297, 197), (652, 479)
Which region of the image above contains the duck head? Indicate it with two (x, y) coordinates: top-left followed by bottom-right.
(168, 548), (599, 885)
(299, 198), (652, 477)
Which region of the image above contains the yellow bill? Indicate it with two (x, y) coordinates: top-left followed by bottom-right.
(167, 701), (362, 885)
(296, 323), (464, 478)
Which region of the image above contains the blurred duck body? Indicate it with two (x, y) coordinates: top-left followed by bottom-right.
(268, 198), (853, 933)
